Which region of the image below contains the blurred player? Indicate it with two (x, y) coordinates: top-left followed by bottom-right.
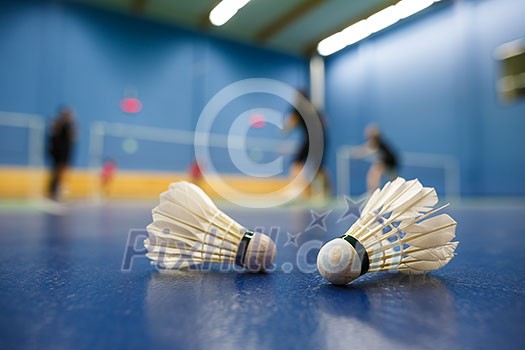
(101, 157), (117, 197)
(284, 90), (330, 199)
(351, 124), (398, 192)
(47, 106), (76, 200)
(189, 158), (204, 185)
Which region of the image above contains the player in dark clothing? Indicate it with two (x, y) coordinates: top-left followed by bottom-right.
(369, 129), (398, 171)
(285, 91), (330, 199)
(287, 107), (310, 165)
(352, 125), (399, 192)
(365, 125), (398, 191)
(47, 107), (76, 200)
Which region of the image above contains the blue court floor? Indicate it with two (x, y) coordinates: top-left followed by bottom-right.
(0, 200), (524, 350)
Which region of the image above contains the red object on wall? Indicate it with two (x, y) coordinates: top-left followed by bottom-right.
(189, 159), (203, 180)
(250, 114), (266, 128)
(121, 98), (142, 113)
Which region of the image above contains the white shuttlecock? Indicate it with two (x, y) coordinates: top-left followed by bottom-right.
(145, 181), (276, 272)
(317, 177), (458, 285)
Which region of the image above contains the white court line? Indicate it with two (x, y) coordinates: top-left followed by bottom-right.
(0, 111), (46, 197)
(336, 145), (461, 203)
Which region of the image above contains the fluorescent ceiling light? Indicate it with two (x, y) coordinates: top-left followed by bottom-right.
(367, 5), (400, 33)
(317, 33), (347, 57)
(317, 0), (442, 56)
(318, 20), (372, 56)
(210, 0), (251, 26)
(341, 20), (372, 45)
(396, 0), (434, 19)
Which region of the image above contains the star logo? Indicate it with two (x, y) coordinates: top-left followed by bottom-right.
(338, 194), (369, 223)
(306, 209), (331, 231)
(284, 232), (301, 247)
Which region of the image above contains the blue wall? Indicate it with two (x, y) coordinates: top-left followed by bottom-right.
(325, 0), (525, 196)
(2, 0), (524, 196)
(0, 0), (308, 172)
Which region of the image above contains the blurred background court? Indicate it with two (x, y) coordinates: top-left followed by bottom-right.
(0, 0), (524, 349)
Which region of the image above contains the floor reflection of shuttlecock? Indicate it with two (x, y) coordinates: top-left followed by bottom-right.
(318, 177), (458, 285)
(314, 274), (458, 350)
(145, 181), (276, 272)
(146, 272), (277, 348)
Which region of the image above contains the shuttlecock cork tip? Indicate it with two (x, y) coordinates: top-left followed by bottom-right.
(317, 237), (369, 285)
(236, 231), (276, 272)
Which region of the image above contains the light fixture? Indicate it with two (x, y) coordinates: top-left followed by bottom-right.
(317, 0), (442, 56)
(367, 5), (401, 34)
(396, 0), (434, 19)
(209, 0), (251, 26)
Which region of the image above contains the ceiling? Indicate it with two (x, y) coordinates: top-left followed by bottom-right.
(67, 0), (399, 57)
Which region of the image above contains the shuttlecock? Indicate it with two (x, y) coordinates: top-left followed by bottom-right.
(317, 177), (458, 285)
(145, 181), (276, 272)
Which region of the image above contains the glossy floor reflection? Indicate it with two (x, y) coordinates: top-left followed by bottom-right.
(0, 202), (524, 349)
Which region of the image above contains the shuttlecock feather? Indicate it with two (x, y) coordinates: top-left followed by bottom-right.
(145, 181), (276, 272)
(317, 177), (458, 285)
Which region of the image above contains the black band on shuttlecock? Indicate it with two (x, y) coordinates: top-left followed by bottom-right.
(341, 235), (370, 276)
(235, 230), (255, 267)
